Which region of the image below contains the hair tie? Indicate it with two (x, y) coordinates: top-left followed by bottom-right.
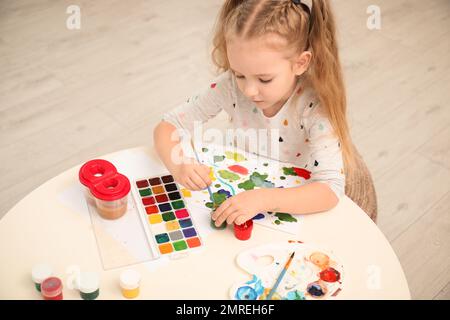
(292, 0), (311, 16)
(292, 0), (312, 49)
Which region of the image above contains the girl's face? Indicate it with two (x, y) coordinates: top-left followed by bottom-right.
(226, 34), (311, 117)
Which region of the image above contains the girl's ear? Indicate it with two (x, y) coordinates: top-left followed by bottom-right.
(292, 51), (312, 75)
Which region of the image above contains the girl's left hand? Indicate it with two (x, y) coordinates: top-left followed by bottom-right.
(211, 189), (266, 227)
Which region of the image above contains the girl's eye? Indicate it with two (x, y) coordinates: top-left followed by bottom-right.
(236, 75), (272, 84)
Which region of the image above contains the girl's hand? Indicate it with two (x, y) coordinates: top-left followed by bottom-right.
(171, 158), (212, 191)
(211, 189), (266, 226)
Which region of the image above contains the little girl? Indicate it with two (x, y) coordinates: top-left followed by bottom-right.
(153, 0), (355, 227)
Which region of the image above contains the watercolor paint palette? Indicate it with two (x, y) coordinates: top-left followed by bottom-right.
(229, 241), (344, 300)
(131, 174), (203, 258)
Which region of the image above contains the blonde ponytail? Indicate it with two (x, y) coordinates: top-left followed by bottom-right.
(309, 0), (355, 171)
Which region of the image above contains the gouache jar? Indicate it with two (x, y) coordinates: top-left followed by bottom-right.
(119, 269), (140, 299)
(91, 173), (130, 220)
(41, 277), (63, 300)
(31, 264), (53, 292)
(234, 220), (254, 241)
(210, 207), (227, 230)
(210, 217), (227, 230)
(79, 159), (117, 207)
(79, 272), (100, 300)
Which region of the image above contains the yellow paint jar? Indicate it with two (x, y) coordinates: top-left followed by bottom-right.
(119, 269), (140, 299)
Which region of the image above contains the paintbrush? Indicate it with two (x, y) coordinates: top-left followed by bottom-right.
(266, 251), (296, 300)
(189, 139), (215, 207)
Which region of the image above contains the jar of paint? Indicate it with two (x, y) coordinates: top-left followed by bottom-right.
(79, 159), (117, 207)
(31, 264), (53, 292)
(41, 277), (63, 300)
(234, 219), (254, 241)
(91, 173), (130, 220)
(119, 269), (140, 299)
(210, 216), (227, 230)
(210, 206), (227, 230)
(78, 272), (100, 300)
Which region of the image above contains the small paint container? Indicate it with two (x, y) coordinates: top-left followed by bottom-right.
(210, 216), (227, 230)
(31, 264), (53, 292)
(79, 159), (117, 207)
(119, 269), (140, 299)
(211, 207), (227, 230)
(78, 272), (100, 300)
(234, 219), (253, 241)
(91, 173), (130, 220)
(41, 277), (63, 300)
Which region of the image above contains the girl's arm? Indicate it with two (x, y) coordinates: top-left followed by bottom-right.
(153, 120), (183, 172)
(153, 120), (212, 191)
(211, 182), (339, 227)
(258, 182), (339, 214)
(154, 71), (234, 190)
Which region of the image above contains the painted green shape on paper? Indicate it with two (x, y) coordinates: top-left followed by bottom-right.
(275, 212), (298, 223)
(218, 170), (240, 182)
(238, 180), (255, 190)
(214, 155), (225, 163)
(214, 184), (221, 188)
(267, 211), (297, 225)
(237, 172), (274, 191)
(225, 151), (246, 162)
(205, 190), (228, 209)
(282, 167), (297, 176)
(202, 147), (209, 152)
(263, 163), (269, 167)
(280, 176), (286, 180)
(261, 180), (275, 188)
(250, 172), (268, 187)
(213, 192), (228, 204)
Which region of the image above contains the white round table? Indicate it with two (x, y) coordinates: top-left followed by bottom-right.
(0, 146), (410, 299)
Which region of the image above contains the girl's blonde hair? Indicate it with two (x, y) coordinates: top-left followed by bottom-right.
(211, 0), (355, 173)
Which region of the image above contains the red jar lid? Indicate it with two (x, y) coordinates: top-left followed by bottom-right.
(91, 173), (130, 201)
(41, 277), (63, 297)
(79, 159), (117, 187)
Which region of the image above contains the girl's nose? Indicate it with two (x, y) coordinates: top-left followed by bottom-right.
(243, 82), (258, 98)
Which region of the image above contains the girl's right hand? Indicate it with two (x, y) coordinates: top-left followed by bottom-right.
(170, 158), (212, 191)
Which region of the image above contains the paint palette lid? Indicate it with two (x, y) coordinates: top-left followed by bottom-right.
(78, 272), (99, 293)
(120, 269), (140, 290)
(41, 277), (63, 297)
(91, 173), (131, 201)
(31, 264), (53, 283)
(79, 159), (117, 187)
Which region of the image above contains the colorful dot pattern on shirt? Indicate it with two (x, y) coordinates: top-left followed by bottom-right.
(163, 73), (343, 195)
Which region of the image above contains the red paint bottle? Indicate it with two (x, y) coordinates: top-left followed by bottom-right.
(234, 220), (253, 241)
(41, 277), (63, 300)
